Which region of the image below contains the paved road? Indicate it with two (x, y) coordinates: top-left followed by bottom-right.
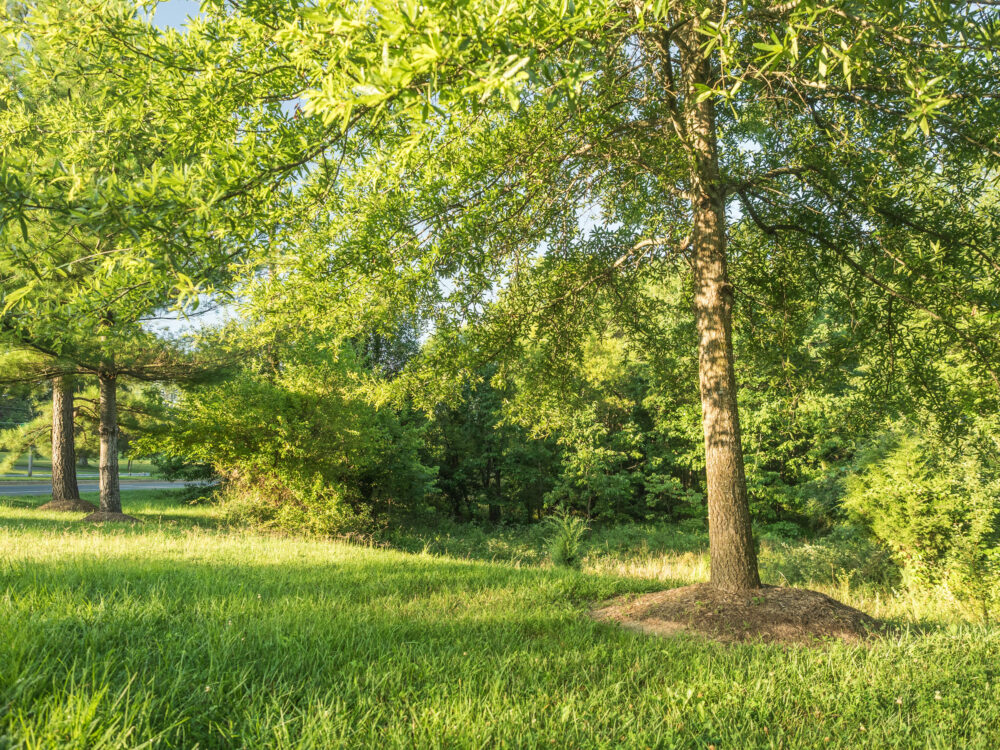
(0, 481), (190, 496)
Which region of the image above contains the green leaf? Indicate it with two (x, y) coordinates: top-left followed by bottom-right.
(2, 284), (33, 315)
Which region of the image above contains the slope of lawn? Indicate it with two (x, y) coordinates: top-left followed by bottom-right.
(1, 491), (999, 749)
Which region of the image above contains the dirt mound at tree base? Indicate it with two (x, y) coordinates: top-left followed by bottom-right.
(81, 512), (141, 523)
(38, 499), (99, 512)
(592, 584), (880, 645)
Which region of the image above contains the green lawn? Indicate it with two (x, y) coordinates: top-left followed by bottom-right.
(0, 452), (157, 478)
(1, 493), (998, 749)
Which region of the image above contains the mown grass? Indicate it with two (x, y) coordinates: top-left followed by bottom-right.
(1, 493), (999, 748)
(0, 452), (157, 479)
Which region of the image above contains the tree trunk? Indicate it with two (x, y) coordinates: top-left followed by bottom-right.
(51, 376), (80, 503)
(678, 13), (760, 592)
(488, 462), (501, 523)
(98, 372), (122, 514)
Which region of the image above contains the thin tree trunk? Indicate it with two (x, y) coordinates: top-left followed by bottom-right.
(678, 13), (760, 592)
(51, 376), (80, 503)
(488, 459), (501, 523)
(98, 372), (122, 514)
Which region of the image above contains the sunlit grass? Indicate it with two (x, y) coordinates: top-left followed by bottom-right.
(2, 493), (999, 748)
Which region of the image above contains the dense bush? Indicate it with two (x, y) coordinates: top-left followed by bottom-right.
(501, 328), (708, 524)
(142, 334), (435, 535)
(945, 539), (1000, 623)
(220, 474), (376, 538)
(843, 429), (1000, 584)
(150, 453), (215, 482)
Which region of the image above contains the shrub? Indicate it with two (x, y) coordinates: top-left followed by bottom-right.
(220, 474), (376, 539)
(945, 541), (1000, 624)
(150, 453), (215, 483)
(545, 512), (589, 569)
(141, 336), (435, 533)
(756, 521), (804, 542)
(843, 430), (1000, 584)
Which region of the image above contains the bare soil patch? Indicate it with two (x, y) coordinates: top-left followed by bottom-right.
(38, 498), (99, 512)
(81, 511), (142, 523)
(592, 583), (880, 645)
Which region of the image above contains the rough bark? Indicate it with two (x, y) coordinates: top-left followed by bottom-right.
(98, 372), (122, 514)
(50, 376), (81, 503)
(678, 13), (760, 592)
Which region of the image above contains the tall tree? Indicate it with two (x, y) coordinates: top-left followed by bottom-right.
(264, 0), (1000, 590)
(0, 0), (306, 516)
(0, 5), (244, 515)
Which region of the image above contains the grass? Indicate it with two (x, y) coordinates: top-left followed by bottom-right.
(1, 493), (999, 748)
(0, 452), (157, 479)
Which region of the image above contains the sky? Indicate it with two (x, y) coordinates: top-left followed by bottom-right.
(152, 0), (203, 31)
(147, 1), (228, 336)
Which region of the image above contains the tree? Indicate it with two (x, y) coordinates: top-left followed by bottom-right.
(422, 367), (557, 524)
(0, 350), (90, 509)
(264, 0), (1000, 590)
(0, 334), (220, 516)
(0, 0), (303, 517)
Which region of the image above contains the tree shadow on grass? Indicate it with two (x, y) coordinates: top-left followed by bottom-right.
(874, 618), (959, 639)
(0, 490), (223, 534)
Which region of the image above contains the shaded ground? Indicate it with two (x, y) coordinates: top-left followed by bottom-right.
(81, 511), (142, 523)
(0, 489), (224, 532)
(592, 583), (880, 645)
(37, 498), (99, 512)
